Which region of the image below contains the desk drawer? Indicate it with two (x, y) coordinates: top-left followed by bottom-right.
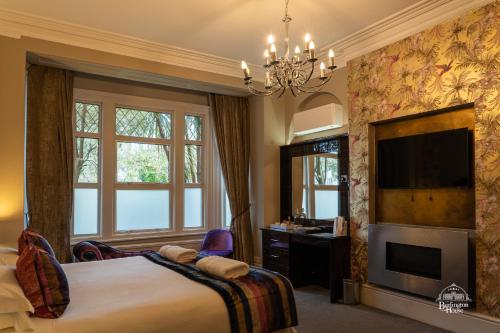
(266, 264), (289, 278)
(263, 230), (290, 250)
(264, 247), (289, 265)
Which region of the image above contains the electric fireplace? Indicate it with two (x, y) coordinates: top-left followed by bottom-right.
(368, 223), (474, 299)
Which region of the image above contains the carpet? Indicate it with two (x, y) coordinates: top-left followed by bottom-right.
(294, 286), (451, 333)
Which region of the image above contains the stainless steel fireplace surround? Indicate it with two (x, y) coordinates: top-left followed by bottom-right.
(368, 223), (474, 299)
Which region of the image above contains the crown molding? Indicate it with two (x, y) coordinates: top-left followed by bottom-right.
(0, 7), (251, 79)
(319, 0), (494, 67)
(0, 0), (494, 81)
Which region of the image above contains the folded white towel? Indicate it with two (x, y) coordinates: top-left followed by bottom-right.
(159, 245), (198, 263)
(196, 256), (249, 279)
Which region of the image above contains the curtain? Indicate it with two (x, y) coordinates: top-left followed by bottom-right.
(26, 65), (74, 263)
(291, 156), (304, 216)
(209, 94), (253, 264)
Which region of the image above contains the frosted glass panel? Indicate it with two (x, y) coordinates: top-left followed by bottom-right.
(184, 188), (202, 228)
(74, 188), (98, 235)
(315, 190), (339, 219)
(116, 190), (169, 231)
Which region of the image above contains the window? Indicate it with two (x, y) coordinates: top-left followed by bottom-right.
(72, 89), (223, 240)
(73, 102), (100, 236)
(221, 179), (232, 228)
(184, 114), (204, 228)
(115, 107), (172, 232)
(302, 154), (339, 219)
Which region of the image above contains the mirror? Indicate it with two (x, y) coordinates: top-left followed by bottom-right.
(292, 153), (339, 220)
(280, 135), (349, 222)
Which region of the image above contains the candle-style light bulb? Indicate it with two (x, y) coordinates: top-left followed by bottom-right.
(328, 49), (335, 68)
(267, 35), (274, 45)
(265, 71), (272, 88)
(241, 61), (250, 79)
(270, 44), (277, 62)
(294, 45), (301, 61)
(308, 41), (315, 60)
(320, 62), (326, 78)
(304, 33), (311, 50)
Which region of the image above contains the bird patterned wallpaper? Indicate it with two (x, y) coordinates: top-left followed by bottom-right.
(347, 1), (499, 317)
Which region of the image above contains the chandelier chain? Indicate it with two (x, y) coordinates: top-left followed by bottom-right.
(283, 0), (291, 22)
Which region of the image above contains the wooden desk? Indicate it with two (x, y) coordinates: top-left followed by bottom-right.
(261, 228), (351, 303)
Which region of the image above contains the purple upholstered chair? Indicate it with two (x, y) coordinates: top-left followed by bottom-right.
(199, 229), (233, 258)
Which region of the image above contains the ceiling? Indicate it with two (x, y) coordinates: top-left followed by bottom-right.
(0, 0), (418, 64)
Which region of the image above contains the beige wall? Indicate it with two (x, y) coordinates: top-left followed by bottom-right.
(0, 36), (26, 246)
(249, 95), (286, 261)
(285, 67), (349, 143)
(249, 96), (264, 260)
(0, 35), (247, 245)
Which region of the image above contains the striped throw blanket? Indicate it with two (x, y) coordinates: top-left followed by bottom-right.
(143, 253), (297, 333)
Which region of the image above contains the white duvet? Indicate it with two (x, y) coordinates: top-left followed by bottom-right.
(33, 256), (229, 333)
(30, 256), (294, 333)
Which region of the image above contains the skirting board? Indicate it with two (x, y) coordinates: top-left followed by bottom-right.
(361, 283), (500, 333)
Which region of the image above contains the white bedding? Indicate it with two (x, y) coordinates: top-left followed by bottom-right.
(29, 256), (295, 333)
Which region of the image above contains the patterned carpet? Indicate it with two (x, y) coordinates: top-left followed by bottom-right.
(294, 286), (451, 333)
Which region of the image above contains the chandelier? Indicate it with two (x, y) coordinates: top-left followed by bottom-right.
(241, 0), (336, 97)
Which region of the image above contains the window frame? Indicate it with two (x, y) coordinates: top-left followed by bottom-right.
(72, 89), (220, 243)
(114, 104), (174, 234)
(183, 112), (208, 229)
(72, 100), (102, 238)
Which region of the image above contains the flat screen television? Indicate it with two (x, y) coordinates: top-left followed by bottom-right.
(377, 128), (472, 189)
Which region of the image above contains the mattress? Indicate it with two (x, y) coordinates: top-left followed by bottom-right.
(29, 256), (295, 333)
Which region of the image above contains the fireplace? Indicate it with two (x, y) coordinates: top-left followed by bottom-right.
(386, 242), (441, 280)
(368, 224), (474, 299)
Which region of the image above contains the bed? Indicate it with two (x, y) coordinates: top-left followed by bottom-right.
(28, 256), (297, 333)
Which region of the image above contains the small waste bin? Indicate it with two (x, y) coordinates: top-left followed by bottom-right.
(343, 278), (360, 305)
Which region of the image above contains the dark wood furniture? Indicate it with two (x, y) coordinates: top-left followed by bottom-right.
(262, 227), (351, 303)
(273, 135), (351, 302)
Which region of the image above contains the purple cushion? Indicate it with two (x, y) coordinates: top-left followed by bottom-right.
(18, 230), (56, 257)
(15, 245), (70, 318)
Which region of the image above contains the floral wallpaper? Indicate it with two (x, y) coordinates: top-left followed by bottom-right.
(347, 1), (499, 317)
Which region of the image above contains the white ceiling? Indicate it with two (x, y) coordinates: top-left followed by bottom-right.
(0, 0), (418, 64)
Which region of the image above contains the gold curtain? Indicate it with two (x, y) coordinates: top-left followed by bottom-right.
(291, 156), (304, 216)
(26, 65), (74, 263)
(209, 94), (253, 264)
